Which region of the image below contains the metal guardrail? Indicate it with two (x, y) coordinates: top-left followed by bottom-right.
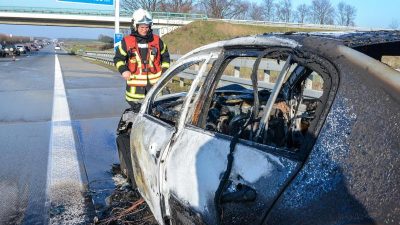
(121, 11), (207, 20)
(83, 51), (115, 65)
(82, 51), (322, 98)
(206, 18), (362, 31)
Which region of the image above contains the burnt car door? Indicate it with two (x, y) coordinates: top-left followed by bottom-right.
(129, 52), (219, 223)
(161, 45), (338, 225)
(264, 42), (399, 225)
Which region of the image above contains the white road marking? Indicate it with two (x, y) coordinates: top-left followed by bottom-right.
(45, 55), (86, 224)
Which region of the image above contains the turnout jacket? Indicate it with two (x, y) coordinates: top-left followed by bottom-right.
(114, 31), (170, 101)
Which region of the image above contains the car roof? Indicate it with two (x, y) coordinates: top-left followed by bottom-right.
(279, 30), (400, 60)
(180, 30), (400, 61)
(275, 30), (400, 47)
(177, 30), (400, 100)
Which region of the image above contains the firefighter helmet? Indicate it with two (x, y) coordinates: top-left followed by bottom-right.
(132, 9), (153, 30)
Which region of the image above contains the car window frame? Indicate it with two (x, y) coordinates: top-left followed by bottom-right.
(140, 52), (221, 128)
(189, 46), (339, 160)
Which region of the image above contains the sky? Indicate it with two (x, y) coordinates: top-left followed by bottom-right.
(0, 0), (399, 39)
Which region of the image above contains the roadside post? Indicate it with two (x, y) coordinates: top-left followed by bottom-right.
(10, 34), (16, 61)
(114, 33), (123, 52)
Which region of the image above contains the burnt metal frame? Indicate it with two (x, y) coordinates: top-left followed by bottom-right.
(190, 46), (340, 161)
(257, 47), (341, 223)
(145, 57), (207, 124)
(132, 43), (340, 225)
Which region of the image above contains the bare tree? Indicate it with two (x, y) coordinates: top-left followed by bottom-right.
(389, 19), (399, 29)
(275, 4), (284, 22)
(121, 0), (161, 13)
(296, 3), (309, 23)
(337, 2), (356, 26)
(200, 0), (249, 19)
(233, 1), (250, 20)
(325, 16), (335, 25)
(160, 0), (194, 13)
(310, 0), (335, 24)
(263, 0), (275, 21)
(249, 2), (265, 21)
(337, 2), (346, 25)
(344, 4), (356, 26)
(276, 0), (292, 22)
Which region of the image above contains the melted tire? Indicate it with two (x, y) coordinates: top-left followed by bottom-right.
(116, 132), (136, 188)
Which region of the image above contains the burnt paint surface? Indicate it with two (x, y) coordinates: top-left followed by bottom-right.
(130, 115), (176, 224)
(264, 46), (400, 225)
(169, 194), (207, 225)
(221, 150), (300, 225)
(165, 127), (299, 225)
(122, 34), (399, 225)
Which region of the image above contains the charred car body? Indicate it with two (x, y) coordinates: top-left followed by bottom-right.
(116, 31), (400, 225)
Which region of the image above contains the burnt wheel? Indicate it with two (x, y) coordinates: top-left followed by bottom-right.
(116, 132), (136, 188)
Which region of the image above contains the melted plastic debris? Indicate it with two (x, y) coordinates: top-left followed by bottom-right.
(92, 165), (157, 225)
(112, 174), (130, 188)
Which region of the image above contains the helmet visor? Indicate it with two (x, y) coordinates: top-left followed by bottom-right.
(136, 16), (152, 25)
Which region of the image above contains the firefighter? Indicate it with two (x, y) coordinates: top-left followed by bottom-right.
(114, 8), (170, 112)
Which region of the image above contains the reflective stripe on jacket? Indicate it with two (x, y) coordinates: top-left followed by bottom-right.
(125, 86), (145, 101)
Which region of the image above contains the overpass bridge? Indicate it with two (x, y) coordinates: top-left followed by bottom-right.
(0, 6), (359, 37)
(0, 6), (207, 36)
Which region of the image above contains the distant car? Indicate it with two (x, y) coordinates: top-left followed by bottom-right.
(0, 44), (6, 57)
(30, 44), (39, 51)
(3, 44), (19, 56)
(54, 45), (61, 50)
(24, 45), (31, 53)
(15, 45), (26, 54)
(116, 31), (400, 225)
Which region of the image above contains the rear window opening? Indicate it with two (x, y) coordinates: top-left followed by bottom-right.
(353, 41), (400, 71)
(193, 50), (332, 153)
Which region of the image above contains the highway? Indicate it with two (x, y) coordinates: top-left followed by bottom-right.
(0, 45), (127, 224)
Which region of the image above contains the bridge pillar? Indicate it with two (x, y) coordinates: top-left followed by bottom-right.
(115, 0), (120, 33)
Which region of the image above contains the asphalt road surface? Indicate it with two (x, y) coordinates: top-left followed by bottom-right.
(0, 46), (128, 224)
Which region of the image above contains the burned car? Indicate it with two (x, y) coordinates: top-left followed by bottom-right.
(116, 31), (400, 225)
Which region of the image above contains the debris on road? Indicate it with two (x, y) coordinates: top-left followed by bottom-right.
(94, 164), (157, 225)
